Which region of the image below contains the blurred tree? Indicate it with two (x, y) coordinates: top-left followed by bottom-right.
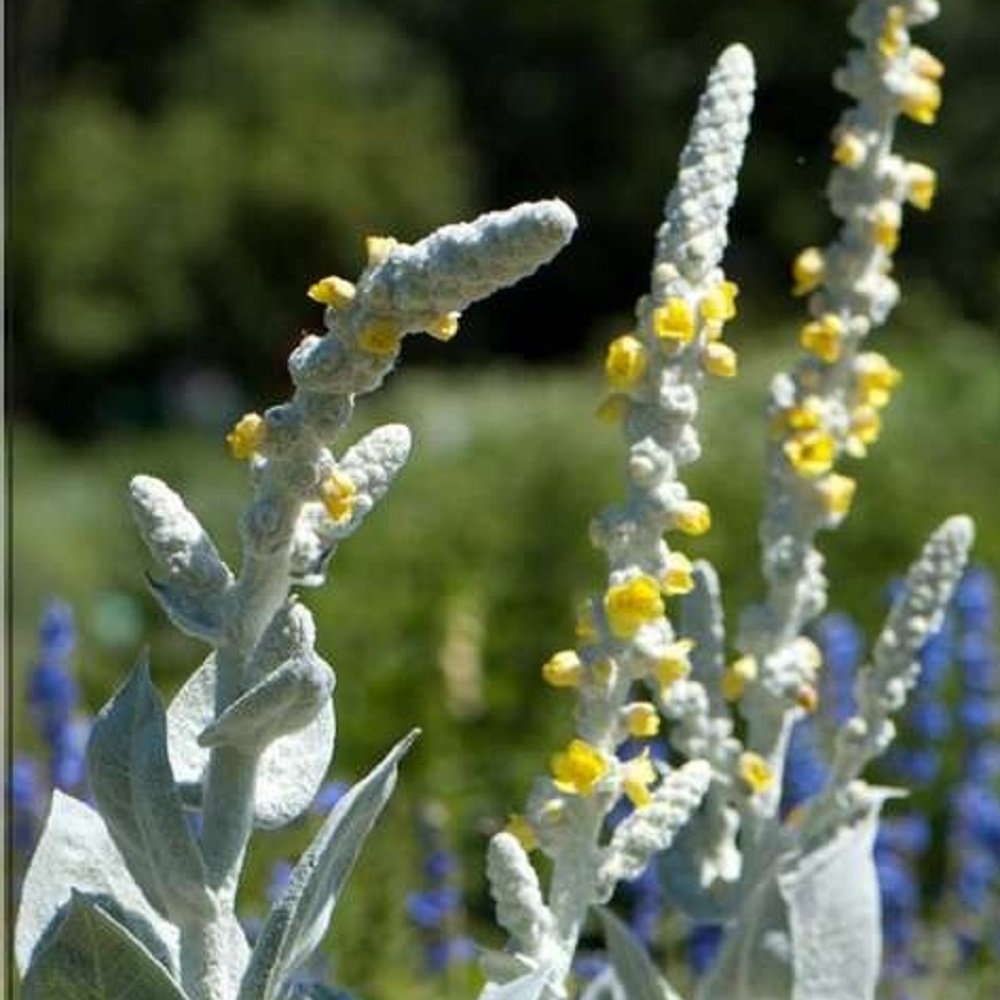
(12, 0), (474, 433)
(10, 0), (999, 436)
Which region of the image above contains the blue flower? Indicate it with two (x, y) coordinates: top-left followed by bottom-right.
(688, 924), (724, 976)
(957, 695), (997, 734)
(311, 780), (349, 815)
(814, 613), (863, 722)
(406, 887), (461, 929)
(877, 816), (931, 856)
(907, 698), (950, 741)
(955, 567), (996, 630)
(781, 718), (828, 816)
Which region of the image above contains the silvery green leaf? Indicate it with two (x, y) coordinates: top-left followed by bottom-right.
(245, 600), (316, 685)
(238, 731), (418, 1000)
(15, 791), (179, 977)
(478, 966), (554, 1000)
(21, 892), (189, 1000)
(167, 654), (335, 828)
(659, 810), (744, 923)
(129, 474), (232, 590)
(130, 475), (232, 641)
(148, 575), (228, 643)
(87, 656), (212, 920)
(599, 907), (684, 1000)
(777, 803), (883, 1000)
(289, 424), (411, 584)
(198, 654), (335, 751)
(696, 867), (791, 1000)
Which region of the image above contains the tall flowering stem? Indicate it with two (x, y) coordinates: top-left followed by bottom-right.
(117, 201), (576, 1000)
(484, 46), (754, 996)
(736, 0), (947, 827)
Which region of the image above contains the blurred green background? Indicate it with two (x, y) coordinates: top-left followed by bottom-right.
(9, 0), (1000, 996)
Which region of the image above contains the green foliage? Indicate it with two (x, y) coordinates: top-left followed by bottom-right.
(14, 1), (472, 391)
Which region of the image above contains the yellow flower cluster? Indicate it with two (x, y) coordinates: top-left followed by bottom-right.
(791, 247), (825, 297)
(605, 335), (647, 390)
(654, 639), (694, 693)
(319, 468), (357, 524)
(621, 751), (657, 808)
(542, 650), (583, 688)
(624, 702), (661, 738)
(226, 412), (266, 460)
(551, 739), (608, 797)
(307, 275), (356, 309)
(661, 550), (695, 595)
(605, 576), (664, 638)
(674, 499), (712, 536)
(738, 751), (775, 795)
(800, 313), (844, 364)
(721, 654), (757, 702)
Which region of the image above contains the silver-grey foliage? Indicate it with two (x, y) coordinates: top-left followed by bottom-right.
(15, 199), (576, 1000)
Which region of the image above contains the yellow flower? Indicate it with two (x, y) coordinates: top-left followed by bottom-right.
(542, 650), (583, 688)
(621, 751), (657, 808)
(872, 201), (902, 252)
(307, 275), (357, 308)
(796, 685), (819, 713)
(605, 576), (664, 638)
(426, 312), (461, 342)
(654, 639), (694, 690)
(847, 405), (881, 457)
(901, 77), (942, 125)
(505, 814), (538, 852)
(786, 396), (825, 432)
(721, 655), (757, 702)
(792, 247), (825, 296)
(365, 235), (398, 266)
(226, 412), (266, 460)
(910, 46), (945, 81)
(605, 335), (648, 390)
(652, 297), (695, 344)
(738, 752), (775, 794)
(784, 429), (836, 478)
(703, 342), (738, 378)
(319, 468), (357, 523)
(358, 320), (402, 357)
(700, 280), (739, 323)
(832, 129), (866, 168)
(816, 473), (857, 517)
(878, 5), (907, 60)
(551, 739), (609, 797)
(661, 551), (695, 596)
(674, 500), (711, 536)
(595, 394), (630, 423)
(800, 313), (843, 363)
(624, 702), (661, 738)
(905, 163), (937, 211)
(855, 352), (902, 408)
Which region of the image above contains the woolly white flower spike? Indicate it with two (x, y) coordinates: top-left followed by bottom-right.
(290, 200), (577, 396)
(829, 515), (973, 789)
(737, 0), (946, 837)
(290, 423), (413, 584)
(487, 49), (755, 999)
(597, 760), (712, 893)
(486, 833), (560, 969)
(655, 43), (755, 286)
